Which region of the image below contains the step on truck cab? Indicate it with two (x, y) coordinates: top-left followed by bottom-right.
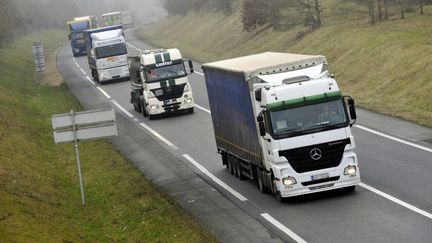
(84, 25), (129, 83)
(128, 49), (195, 119)
(203, 52), (360, 201)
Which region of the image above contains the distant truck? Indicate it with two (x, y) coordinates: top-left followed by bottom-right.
(83, 25), (129, 83)
(203, 52), (360, 201)
(121, 10), (134, 29)
(67, 16), (97, 57)
(128, 49), (195, 119)
(101, 12), (122, 27)
(101, 11), (134, 29)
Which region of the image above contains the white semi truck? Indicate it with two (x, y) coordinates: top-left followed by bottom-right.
(128, 49), (195, 119)
(84, 26), (129, 83)
(101, 11), (133, 29)
(203, 52), (360, 201)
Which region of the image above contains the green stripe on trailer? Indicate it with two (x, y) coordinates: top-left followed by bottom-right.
(267, 91), (342, 111)
(155, 54), (162, 63)
(160, 80), (167, 87)
(168, 79), (175, 86)
(163, 52), (171, 62)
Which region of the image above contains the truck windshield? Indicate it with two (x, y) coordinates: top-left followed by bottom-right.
(145, 63), (187, 83)
(95, 43), (127, 59)
(71, 32), (84, 39)
(269, 98), (348, 138)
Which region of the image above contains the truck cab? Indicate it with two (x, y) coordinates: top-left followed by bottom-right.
(254, 62), (359, 199)
(84, 26), (129, 83)
(129, 49), (195, 118)
(67, 20), (90, 57)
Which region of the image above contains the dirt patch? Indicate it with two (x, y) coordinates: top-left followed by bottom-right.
(35, 47), (63, 87)
(0, 166), (7, 176)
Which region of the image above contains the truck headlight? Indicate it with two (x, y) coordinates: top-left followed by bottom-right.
(344, 165), (357, 175)
(185, 98), (193, 104)
(150, 105), (159, 110)
(282, 176), (297, 186)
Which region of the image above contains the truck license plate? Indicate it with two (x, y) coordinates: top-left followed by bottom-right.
(164, 99), (176, 105)
(311, 173), (329, 181)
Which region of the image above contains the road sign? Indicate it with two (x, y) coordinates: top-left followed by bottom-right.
(51, 108), (118, 205)
(52, 109), (117, 144)
(32, 42), (46, 72)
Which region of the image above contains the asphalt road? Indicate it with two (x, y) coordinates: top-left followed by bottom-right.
(57, 30), (432, 243)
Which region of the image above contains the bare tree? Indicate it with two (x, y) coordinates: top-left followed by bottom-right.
(0, 0), (22, 49)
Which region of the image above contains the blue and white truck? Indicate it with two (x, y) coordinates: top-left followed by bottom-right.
(84, 25), (129, 83)
(67, 16), (97, 57)
(203, 52), (360, 201)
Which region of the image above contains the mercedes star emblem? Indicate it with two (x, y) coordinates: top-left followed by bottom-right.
(310, 148), (322, 160)
(166, 87), (172, 92)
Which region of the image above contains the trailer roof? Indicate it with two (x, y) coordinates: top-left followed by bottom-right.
(203, 52), (327, 79)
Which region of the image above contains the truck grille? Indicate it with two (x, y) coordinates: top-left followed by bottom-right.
(279, 138), (350, 173)
(151, 83), (186, 101)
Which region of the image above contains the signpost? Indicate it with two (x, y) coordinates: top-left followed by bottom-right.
(32, 42), (46, 72)
(51, 108), (117, 205)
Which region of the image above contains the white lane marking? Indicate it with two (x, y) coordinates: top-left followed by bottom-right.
(182, 154), (248, 202)
(359, 182), (432, 220)
(195, 104), (211, 114)
(96, 87), (111, 99)
(112, 100), (134, 118)
(261, 213), (307, 243)
(72, 57), (76, 62)
(79, 68), (86, 75)
(74, 61), (79, 67)
(194, 71), (204, 76)
(354, 125), (432, 153)
(85, 76), (95, 85)
(139, 123), (174, 147)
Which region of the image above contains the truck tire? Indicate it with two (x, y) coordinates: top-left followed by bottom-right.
(133, 96), (142, 113)
(141, 97), (148, 117)
(92, 69), (100, 83)
(236, 159), (246, 180)
(187, 108), (194, 114)
(227, 154), (235, 175)
(257, 171), (269, 193)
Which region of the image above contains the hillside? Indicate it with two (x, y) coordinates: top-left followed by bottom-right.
(135, 1), (432, 127)
(0, 31), (216, 242)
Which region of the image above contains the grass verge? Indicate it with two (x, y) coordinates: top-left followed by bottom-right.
(0, 30), (217, 242)
(135, 3), (432, 127)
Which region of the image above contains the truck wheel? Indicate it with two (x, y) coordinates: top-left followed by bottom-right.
(236, 160), (246, 181)
(276, 190), (286, 203)
(133, 97), (142, 112)
(187, 108), (194, 114)
(257, 170), (269, 193)
(227, 155), (235, 175)
(141, 98), (148, 117)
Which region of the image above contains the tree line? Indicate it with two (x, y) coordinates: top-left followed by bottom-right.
(160, 0), (431, 32)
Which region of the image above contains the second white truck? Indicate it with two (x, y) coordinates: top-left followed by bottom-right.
(128, 49), (195, 119)
(84, 25), (129, 83)
(203, 52), (360, 201)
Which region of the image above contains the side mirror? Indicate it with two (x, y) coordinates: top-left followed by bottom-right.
(257, 111), (266, 137)
(255, 88), (262, 102)
(344, 96), (357, 123)
(90, 49), (95, 58)
(188, 60), (194, 73)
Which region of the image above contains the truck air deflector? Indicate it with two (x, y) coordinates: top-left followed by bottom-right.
(266, 91), (342, 112)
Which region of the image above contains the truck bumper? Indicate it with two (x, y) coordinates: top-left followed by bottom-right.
(147, 91), (194, 115)
(275, 154), (361, 198)
(98, 66), (129, 83)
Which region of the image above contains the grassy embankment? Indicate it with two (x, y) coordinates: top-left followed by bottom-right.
(135, 1), (432, 127)
(0, 31), (217, 242)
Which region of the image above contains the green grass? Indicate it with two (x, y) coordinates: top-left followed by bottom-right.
(135, 2), (432, 127)
(0, 31), (217, 242)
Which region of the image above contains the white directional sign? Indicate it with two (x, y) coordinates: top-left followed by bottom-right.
(32, 42), (46, 72)
(51, 108), (118, 205)
(51, 109), (117, 144)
